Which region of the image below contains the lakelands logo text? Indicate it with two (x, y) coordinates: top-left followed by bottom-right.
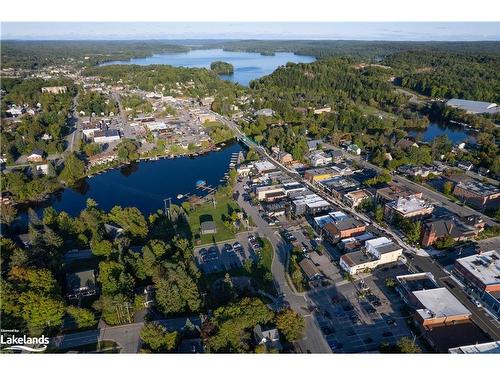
(1, 334), (49, 352)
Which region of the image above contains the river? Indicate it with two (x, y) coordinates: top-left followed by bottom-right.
(100, 48), (316, 86)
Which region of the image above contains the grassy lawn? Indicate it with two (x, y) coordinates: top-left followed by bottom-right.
(187, 194), (242, 245)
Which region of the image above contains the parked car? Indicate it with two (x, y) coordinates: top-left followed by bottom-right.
(385, 318), (396, 326)
(233, 242), (242, 250)
(224, 243), (233, 252)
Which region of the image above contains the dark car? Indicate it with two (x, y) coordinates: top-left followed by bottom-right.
(328, 340), (343, 350)
(386, 318), (396, 326)
(199, 248), (207, 257)
(224, 243), (233, 252)
(366, 307), (376, 314)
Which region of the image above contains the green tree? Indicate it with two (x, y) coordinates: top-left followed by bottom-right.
(18, 291), (65, 334)
(67, 306), (97, 328)
(396, 337), (422, 353)
(90, 238), (113, 257)
(443, 181), (454, 195)
(276, 308), (305, 343)
(140, 322), (179, 352)
(59, 153), (85, 184)
(109, 206), (148, 238)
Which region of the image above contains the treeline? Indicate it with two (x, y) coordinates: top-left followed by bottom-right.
(1, 40), (189, 69)
(385, 51), (500, 102)
(210, 61), (234, 75)
(84, 64), (245, 99)
(215, 40), (500, 60)
(77, 91), (118, 116)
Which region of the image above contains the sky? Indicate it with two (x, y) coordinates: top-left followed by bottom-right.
(1, 22), (499, 41)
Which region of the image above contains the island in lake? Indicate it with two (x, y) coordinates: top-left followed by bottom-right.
(210, 60), (234, 75)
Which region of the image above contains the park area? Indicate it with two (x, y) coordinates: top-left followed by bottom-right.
(186, 193), (245, 245)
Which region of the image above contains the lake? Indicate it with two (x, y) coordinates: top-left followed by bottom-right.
(101, 48), (316, 86)
(408, 121), (476, 144)
(19, 142), (243, 223)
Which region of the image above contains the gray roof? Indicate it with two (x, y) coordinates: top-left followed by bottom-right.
(299, 258), (321, 279)
(413, 287), (470, 320)
(67, 269), (96, 291)
(446, 99), (499, 114)
(200, 221), (216, 231)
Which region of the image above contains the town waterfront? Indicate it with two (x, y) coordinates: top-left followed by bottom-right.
(101, 48), (316, 86)
(18, 142), (243, 222)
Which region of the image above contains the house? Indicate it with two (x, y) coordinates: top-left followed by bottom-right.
(323, 217), (366, 242)
(88, 150), (118, 167)
(457, 161), (474, 171)
(384, 195), (434, 221)
(253, 325), (282, 351)
(66, 269), (98, 299)
(299, 258), (322, 281)
(343, 189), (373, 208)
(313, 107), (331, 115)
(396, 138), (419, 151)
(452, 180), (500, 209)
(307, 150), (332, 167)
(421, 218), (478, 247)
(445, 98), (499, 115)
(328, 149), (343, 163)
(6, 106), (23, 117)
(272, 150), (293, 164)
(200, 221), (217, 235)
(26, 149), (44, 163)
(307, 139), (324, 151)
(34, 163), (49, 176)
(41, 86), (67, 94)
(104, 223), (124, 239)
(254, 108), (275, 117)
(347, 144), (361, 155)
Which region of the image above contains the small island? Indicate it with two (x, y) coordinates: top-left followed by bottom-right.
(260, 51), (276, 56)
(210, 61), (234, 75)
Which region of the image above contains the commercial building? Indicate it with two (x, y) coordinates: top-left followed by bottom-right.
(253, 161), (279, 175)
(412, 287), (472, 328)
(323, 217), (366, 242)
(396, 273), (439, 307)
(304, 168), (334, 183)
(291, 193), (331, 216)
(318, 176), (360, 199)
(343, 189), (373, 208)
(93, 129), (121, 144)
(421, 217), (478, 247)
(454, 251), (500, 293)
(339, 237), (401, 275)
(446, 98), (499, 115)
(197, 112), (217, 123)
(255, 185), (286, 202)
(88, 150), (118, 167)
(453, 180), (500, 209)
(449, 341), (500, 354)
(376, 183), (422, 203)
(384, 195), (434, 221)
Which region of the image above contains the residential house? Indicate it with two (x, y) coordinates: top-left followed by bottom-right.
(66, 269), (98, 299)
(26, 149), (44, 163)
(347, 144), (361, 155)
(253, 325), (282, 351)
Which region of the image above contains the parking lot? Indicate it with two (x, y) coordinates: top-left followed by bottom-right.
(193, 232), (261, 274)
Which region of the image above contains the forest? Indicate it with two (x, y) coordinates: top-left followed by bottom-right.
(385, 51), (500, 102)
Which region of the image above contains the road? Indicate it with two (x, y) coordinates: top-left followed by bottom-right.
(112, 91), (135, 139)
(51, 316), (201, 353)
(235, 179), (332, 353)
(407, 254), (500, 340)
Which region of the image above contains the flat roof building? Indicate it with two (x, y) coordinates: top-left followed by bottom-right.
(323, 217), (366, 242)
(453, 180), (500, 210)
(449, 341), (500, 354)
(376, 183), (421, 203)
(385, 195), (434, 221)
(446, 98), (499, 114)
(413, 287), (471, 328)
(421, 217), (478, 247)
(454, 250), (500, 293)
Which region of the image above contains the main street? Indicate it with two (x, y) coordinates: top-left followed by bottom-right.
(217, 111), (500, 344)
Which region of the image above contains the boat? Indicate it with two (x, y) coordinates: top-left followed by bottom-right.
(177, 194), (184, 199)
(195, 180), (206, 186)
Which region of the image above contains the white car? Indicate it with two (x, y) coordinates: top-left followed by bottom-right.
(473, 300), (482, 308)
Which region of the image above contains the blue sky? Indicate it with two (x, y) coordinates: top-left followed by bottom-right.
(1, 22), (499, 41)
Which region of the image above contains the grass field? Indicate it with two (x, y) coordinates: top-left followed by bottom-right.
(187, 194), (242, 245)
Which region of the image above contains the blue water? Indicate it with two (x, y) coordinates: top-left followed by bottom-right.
(22, 143), (243, 219)
(101, 49), (315, 86)
(408, 122), (475, 144)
